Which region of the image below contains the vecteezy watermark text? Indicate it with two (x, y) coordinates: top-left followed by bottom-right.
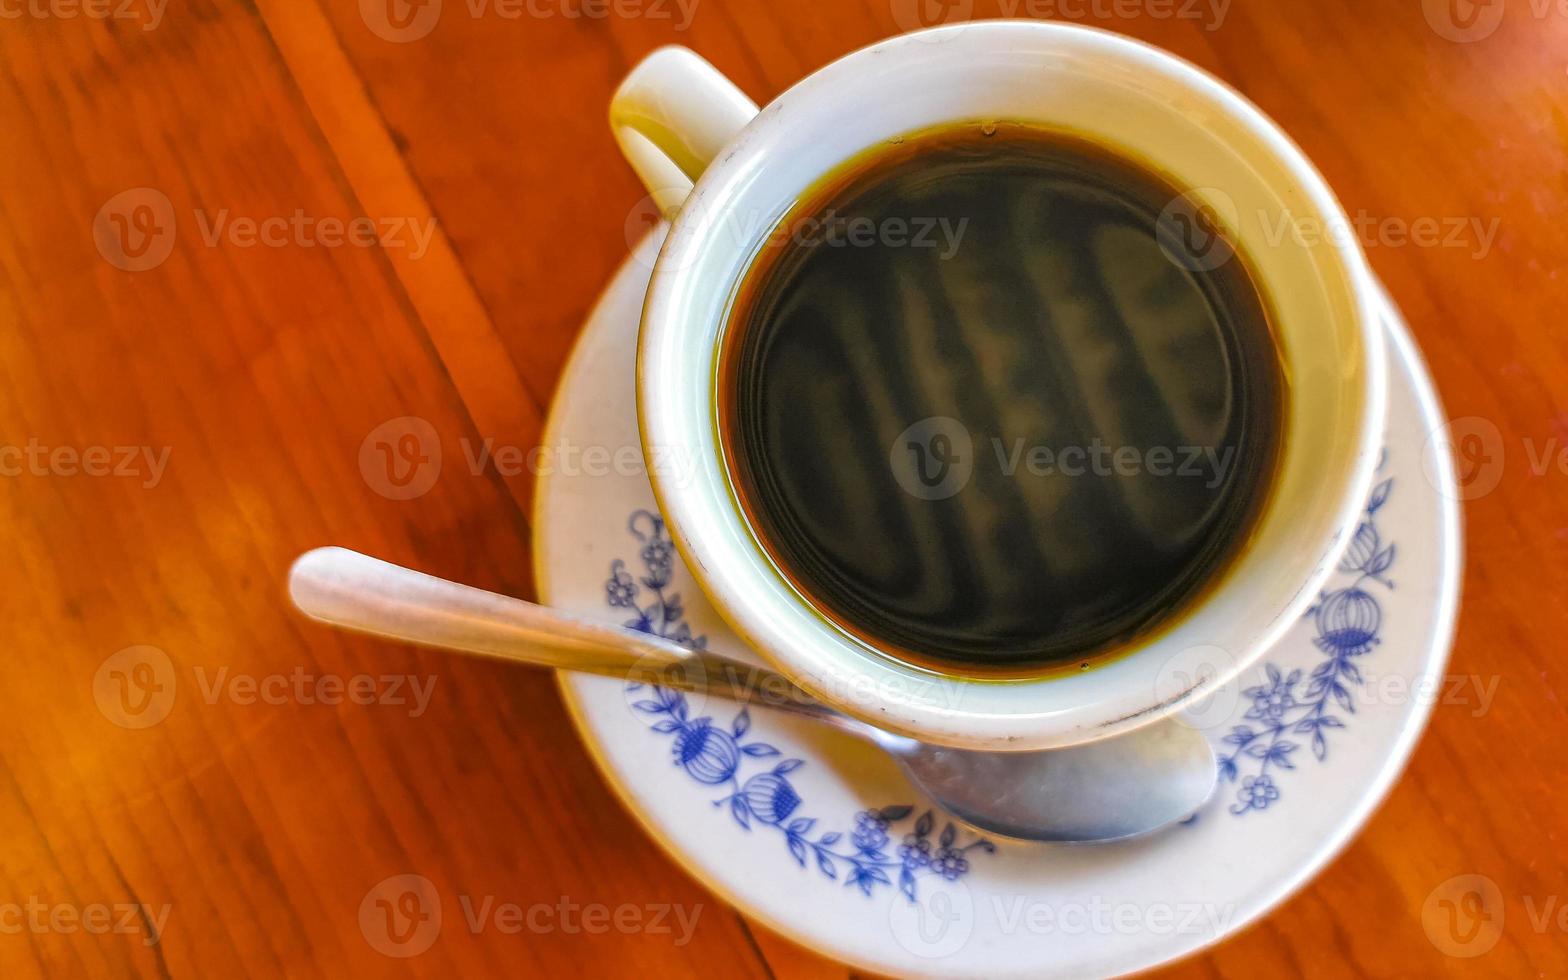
(360, 0), (699, 43)
(93, 646), (439, 729)
(463, 0), (698, 27)
(1158, 190), (1503, 271)
(1258, 209), (1502, 261)
(624, 654), (972, 721)
(0, 440), (170, 488)
(997, 0), (1230, 29)
(192, 667), (437, 718)
(892, 883), (1237, 959)
(888, 417), (1240, 502)
(762, 211), (969, 259)
(357, 417), (703, 500)
(92, 187), (438, 272)
(0, 899), (171, 947)
(891, 0), (1231, 33)
(626, 192), (970, 271)
(0, 0), (167, 30)
(992, 895), (1237, 937)
(991, 438), (1236, 487)
(192, 210), (437, 258)
(1360, 670), (1500, 718)
(358, 874), (702, 958)
(458, 895), (702, 944)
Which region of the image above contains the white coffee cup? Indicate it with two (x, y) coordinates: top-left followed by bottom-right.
(611, 21), (1387, 751)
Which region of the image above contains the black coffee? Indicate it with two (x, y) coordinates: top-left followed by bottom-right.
(720, 124), (1284, 675)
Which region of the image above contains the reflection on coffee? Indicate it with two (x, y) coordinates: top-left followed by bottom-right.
(720, 124), (1285, 675)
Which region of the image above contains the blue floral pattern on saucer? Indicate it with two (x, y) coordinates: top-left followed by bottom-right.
(608, 460), (1399, 842)
(607, 509), (995, 900)
(1219, 468), (1397, 815)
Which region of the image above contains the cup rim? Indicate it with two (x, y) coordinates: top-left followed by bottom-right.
(635, 21), (1388, 750)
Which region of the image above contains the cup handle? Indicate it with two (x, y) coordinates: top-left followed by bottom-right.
(610, 47), (759, 217)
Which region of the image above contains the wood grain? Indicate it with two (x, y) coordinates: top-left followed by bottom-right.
(1, 0), (1564, 976)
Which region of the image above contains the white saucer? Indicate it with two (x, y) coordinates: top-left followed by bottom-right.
(533, 229), (1462, 978)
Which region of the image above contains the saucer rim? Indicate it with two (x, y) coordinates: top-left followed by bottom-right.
(533, 251), (1463, 977)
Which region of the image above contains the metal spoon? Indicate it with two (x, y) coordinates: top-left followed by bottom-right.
(288, 547), (1216, 842)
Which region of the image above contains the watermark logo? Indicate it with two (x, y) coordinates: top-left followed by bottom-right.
(624, 190), (680, 271)
(1156, 187), (1240, 273)
(1423, 873), (1505, 957)
(889, 875), (974, 958)
(360, 417), (443, 500)
(93, 646), (177, 729)
(361, 0), (442, 41)
(890, 417), (975, 501)
(1423, 0), (1506, 42)
(94, 188), (177, 272)
(1419, 415), (1568, 502)
(1158, 644), (1241, 731)
(360, 874), (443, 957)
(889, 0), (975, 35)
(1423, 416), (1506, 501)
(624, 647), (712, 722)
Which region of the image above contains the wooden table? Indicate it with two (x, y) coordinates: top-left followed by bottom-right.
(2, 0), (1565, 975)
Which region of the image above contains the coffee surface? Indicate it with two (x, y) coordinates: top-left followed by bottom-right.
(721, 125), (1284, 673)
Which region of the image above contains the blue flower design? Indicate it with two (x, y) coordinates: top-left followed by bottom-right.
(640, 537), (675, 577)
(609, 509), (994, 899)
(1314, 587), (1382, 657)
(1246, 667), (1299, 723)
(672, 718), (741, 784)
(740, 772), (802, 825)
(605, 563), (638, 608)
(1237, 775), (1280, 810)
(612, 511), (706, 648)
(932, 847), (971, 880)
(898, 832), (932, 870)
(1218, 469), (1397, 816)
(853, 810), (891, 855)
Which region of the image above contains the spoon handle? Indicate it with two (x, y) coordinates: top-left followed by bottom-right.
(287, 547), (829, 717)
